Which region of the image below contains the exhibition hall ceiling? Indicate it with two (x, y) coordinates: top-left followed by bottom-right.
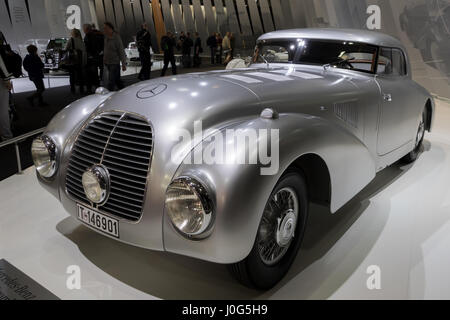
(0, 0), (448, 98)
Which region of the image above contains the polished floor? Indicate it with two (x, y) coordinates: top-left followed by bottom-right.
(0, 99), (450, 300)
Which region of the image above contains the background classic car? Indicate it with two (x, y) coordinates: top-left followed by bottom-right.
(124, 41), (140, 62)
(40, 38), (68, 72)
(31, 29), (434, 289)
(125, 41), (154, 63)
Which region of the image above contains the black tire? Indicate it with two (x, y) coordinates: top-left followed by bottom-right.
(228, 170), (308, 290)
(401, 108), (426, 164)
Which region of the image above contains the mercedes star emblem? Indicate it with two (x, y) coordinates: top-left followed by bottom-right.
(136, 83), (168, 99)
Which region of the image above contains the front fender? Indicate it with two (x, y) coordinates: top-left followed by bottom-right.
(163, 113), (376, 264)
(37, 93), (113, 200)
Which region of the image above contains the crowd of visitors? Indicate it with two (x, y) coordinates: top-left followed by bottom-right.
(0, 24), (239, 141)
(207, 32), (235, 65)
(61, 21), (127, 93)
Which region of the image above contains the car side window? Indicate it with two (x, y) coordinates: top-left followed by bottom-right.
(392, 48), (407, 76)
(377, 47), (407, 76)
(377, 48), (392, 75)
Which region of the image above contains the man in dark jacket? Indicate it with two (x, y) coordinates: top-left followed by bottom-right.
(178, 31), (186, 51)
(181, 32), (194, 68)
(136, 23), (152, 81)
(83, 23), (104, 93)
(23, 45), (47, 107)
(206, 32), (217, 64)
(161, 31), (177, 76)
(193, 32), (202, 67)
(0, 31), (13, 140)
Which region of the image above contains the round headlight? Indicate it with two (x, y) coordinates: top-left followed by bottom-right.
(31, 135), (57, 178)
(165, 177), (214, 239)
(82, 165), (110, 205)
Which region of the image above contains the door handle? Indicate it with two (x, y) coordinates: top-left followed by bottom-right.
(383, 93), (392, 102)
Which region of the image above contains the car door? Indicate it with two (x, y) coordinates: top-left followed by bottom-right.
(375, 47), (417, 156)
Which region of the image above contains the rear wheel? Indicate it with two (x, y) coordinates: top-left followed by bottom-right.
(228, 170), (308, 289)
(402, 108), (426, 164)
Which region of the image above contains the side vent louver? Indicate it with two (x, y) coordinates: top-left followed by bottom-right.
(334, 101), (358, 128)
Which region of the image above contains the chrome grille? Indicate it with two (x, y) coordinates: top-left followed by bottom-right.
(65, 112), (153, 221)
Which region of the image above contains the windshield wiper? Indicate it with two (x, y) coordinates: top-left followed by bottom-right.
(259, 54), (270, 69)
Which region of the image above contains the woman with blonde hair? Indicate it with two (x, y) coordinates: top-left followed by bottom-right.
(222, 32), (232, 65)
(65, 28), (87, 94)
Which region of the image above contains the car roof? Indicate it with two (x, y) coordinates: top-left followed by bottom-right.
(258, 28), (405, 49)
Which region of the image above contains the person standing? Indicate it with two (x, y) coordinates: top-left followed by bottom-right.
(216, 33), (223, 65)
(206, 32), (217, 65)
(193, 32), (202, 68)
(93, 24), (105, 84)
(65, 28), (87, 94)
(103, 22), (127, 91)
(182, 32), (194, 68)
(230, 32), (236, 60)
(83, 23), (104, 93)
(178, 31), (186, 51)
(0, 36), (13, 141)
(23, 45), (47, 107)
(222, 32), (232, 65)
(136, 23), (152, 81)
(160, 31), (177, 76)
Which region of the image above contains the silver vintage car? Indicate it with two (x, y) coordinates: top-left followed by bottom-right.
(32, 29), (434, 289)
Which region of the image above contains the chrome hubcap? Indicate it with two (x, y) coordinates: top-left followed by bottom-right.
(276, 209), (297, 247)
(258, 187), (299, 266)
(416, 117), (425, 148)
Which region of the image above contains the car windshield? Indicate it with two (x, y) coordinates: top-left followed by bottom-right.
(252, 38), (378, 73)
(47, 39), (67, 50)
(252, 40), (297, 64)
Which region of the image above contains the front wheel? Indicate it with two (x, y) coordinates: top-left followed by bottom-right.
(401, 108), (426, 164)
(228, 170), (308, 290)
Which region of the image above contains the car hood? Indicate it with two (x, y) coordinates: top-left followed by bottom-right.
(93, 65), (358, 167)
(96, 72), (261, 136)
(96, 65), (354, 132)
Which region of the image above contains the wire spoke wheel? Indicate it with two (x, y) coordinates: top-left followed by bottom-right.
(228, 171), (308, 289)
(257, 187), (299, 266)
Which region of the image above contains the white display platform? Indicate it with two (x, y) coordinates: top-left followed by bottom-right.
(0, 100), (450, 300)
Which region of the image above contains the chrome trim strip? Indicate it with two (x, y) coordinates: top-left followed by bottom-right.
(245, 72), (294, 82)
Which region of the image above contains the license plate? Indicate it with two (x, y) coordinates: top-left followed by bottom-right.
(77, 204), (119, 238)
